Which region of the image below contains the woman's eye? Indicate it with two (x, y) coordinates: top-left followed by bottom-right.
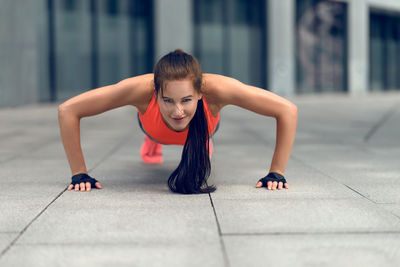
(183, 99), (191, 102)
(163, 99), (173, 103)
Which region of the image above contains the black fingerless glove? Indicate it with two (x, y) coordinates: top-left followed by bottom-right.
(71, 173), (99, 188)
(258, 172), (287, 187)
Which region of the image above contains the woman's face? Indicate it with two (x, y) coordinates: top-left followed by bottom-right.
(157, 79), (202, 132)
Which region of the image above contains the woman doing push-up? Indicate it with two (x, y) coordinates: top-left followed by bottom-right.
(58, 49), (298, 194)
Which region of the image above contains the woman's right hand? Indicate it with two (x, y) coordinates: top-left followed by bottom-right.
(67, 173), (103, 192)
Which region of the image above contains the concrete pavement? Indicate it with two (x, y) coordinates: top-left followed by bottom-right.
(0, 91), (400, 267)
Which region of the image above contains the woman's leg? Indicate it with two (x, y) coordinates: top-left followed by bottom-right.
(140, 135), (163, 164)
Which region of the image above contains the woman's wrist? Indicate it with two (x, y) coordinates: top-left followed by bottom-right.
(72, 170), (88, 176)
(268, 169), (284, 176)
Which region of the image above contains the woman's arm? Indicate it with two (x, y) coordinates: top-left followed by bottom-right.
(58, 73), (154, 191)
(203, 73), (298, 189)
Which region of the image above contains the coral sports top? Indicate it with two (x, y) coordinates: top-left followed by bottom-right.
(137, 92), (220, 145)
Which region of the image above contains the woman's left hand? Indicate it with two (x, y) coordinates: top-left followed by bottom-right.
(256, 172), (289, 190)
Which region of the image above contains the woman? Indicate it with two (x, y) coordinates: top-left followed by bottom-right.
(58, 49), (297, 194)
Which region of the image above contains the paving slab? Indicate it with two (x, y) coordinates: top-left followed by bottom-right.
(381, 203), (400, 218)
(212, 198), (400, 234)
(290, 145), (400, 203)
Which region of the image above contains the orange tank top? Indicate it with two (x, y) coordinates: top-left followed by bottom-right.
(138, 92), (220, 145)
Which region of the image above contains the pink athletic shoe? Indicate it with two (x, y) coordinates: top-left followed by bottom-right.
(140, 135), (163, 164)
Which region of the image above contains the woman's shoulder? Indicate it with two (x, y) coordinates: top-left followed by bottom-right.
(202, 73), (226, 96)
(202, 73), (238, 96)
(202, 73), (222, 91)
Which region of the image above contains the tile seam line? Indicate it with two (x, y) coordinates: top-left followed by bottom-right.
(221, 230), (400, 236)
(364, 102), (399, 142)
(289, 155), (400, 221)
(0, 189), (65, 258)
(12, 241), (223, 246)
(289, 153), (378, 203)
(207, 192), (231, 267)
(0, 133), (132, 259)
(12, 230), (400, 246)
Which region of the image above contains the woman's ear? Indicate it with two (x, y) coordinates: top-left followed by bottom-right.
(198, 92), (203, 100)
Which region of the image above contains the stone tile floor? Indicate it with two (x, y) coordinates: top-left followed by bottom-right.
(0, 91), (399, 267)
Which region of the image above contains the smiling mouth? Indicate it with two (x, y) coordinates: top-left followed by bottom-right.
(172, 117), (185, 122)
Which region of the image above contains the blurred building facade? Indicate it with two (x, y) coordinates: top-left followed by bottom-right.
(0, 0), (399, 108)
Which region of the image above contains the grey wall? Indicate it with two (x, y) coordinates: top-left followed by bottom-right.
(0, 0), (42, 108)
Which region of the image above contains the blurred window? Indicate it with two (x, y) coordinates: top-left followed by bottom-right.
(193, 0), (267, 89)
(49, 0), (153, 101)
(296, 0), (348, 93)
(370, 10), (400, 91)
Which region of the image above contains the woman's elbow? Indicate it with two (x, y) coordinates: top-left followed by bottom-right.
(279, 103), (297, 120)
(58, 102), (69, 114)
(58, 102), (75, 119)
(289, 105), (298, 123)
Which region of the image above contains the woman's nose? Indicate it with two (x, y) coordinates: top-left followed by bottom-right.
(173, 104), (184, 116)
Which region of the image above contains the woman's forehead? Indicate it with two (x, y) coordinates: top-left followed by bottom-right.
(161, 80), (197, 97)
(164, 79), (192, 88)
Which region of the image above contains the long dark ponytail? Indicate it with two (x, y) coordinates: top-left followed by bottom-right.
(154, 49), (216, 194)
